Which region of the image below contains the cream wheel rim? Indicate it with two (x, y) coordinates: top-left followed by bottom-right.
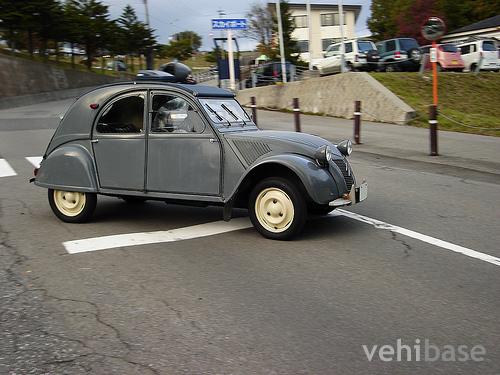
(255, 187), (294, 233)
(53, 190), (86, 217)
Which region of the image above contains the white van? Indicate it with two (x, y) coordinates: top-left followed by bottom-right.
(457, 39), (499, 72)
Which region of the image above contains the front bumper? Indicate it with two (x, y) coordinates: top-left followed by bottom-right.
(329, 182), (368, 207)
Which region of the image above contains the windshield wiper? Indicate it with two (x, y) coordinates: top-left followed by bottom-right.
(205, 104), (231, 127)
(221, 103), (247, 126)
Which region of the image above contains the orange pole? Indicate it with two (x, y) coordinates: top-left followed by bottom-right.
(432, 40), (438, 106)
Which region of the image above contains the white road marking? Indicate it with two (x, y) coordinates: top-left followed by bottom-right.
(334, 209), (500, 267)
(63, 208), (500, 268)
(0, 158), (17, 177)
(26, 156), (43, 168)
(63, 217), (253, 254)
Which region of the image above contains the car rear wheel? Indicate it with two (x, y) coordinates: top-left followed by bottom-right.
(48, 189), (97, 223)
(249, 177), (306, 240)
(385, 63), (398, 72)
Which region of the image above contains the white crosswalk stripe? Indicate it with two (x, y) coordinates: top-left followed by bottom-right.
(0, 158), (17, 177)
(26, 156), (43, 168)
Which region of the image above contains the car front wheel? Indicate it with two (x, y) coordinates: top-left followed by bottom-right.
(249, 177), (307, 240)
(48, 189), (97, 223)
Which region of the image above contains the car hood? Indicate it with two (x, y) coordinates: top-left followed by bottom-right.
(224, 130), (343, 159)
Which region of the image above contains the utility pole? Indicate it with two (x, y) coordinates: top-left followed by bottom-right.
(338, 0), (345, 73)
(306, 0), (313, 70)
(143, 0), (153, 69)
(276, 1), (287, 83)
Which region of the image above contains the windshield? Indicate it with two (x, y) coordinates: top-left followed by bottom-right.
(399, 38), (419, 50)
(357, 41), (374, 52)
(440, 44), (458, 53)
(200, 98), (252, 127)
(482, 41), (496, 51)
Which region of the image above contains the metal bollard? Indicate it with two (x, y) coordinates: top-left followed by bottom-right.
(429, 105), (438, 156)
(354, 100), (362, 144)
(250, 96), (258, 125)
(293, 98), (301, 132)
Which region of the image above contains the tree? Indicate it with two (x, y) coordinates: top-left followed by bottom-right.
(369, 0), (500, 42)
(163, 30), (202, 60)
(65, 0), (114, 70)
(245, 2), (274, 56)
(116, 5), (156, 70)
(274, 1), (299, 63)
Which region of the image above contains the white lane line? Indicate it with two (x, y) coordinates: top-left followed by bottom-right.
(63, 217), (253, 254)
(26, 156), (43, 168)
(334, 209), (500, 267)
(0, 159), (17, 177)
(63, 208), (500, 268)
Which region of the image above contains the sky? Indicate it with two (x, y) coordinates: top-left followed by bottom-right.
(102, 0), (372, 51)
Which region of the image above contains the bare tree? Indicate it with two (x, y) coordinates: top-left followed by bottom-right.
(245, 3), (274, 54)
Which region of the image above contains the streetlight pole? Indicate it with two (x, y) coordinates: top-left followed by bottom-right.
(306, 0), (313, 70)
(143, 0), (153, 69)
(338, 0), (345, 73)
(276, 1), (287, 83)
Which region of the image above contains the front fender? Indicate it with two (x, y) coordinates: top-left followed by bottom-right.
(34, 143), (98, 192)
(230, 154), (341, 205)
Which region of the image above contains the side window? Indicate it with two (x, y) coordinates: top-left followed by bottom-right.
(376, 43), (384, 53)
(151, 94), (205, 134)
(325, 44), (340, 57)
(472, 44), (477, 53)
(344, 42), (353, 53)
(96, 94), (144, 134)
(386, 40), (396, 52)
(460, 45), (469, 55)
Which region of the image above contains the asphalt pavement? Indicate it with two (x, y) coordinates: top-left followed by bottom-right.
(0, 99), (499, 374)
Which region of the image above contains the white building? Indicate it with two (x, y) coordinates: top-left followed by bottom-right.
(268, 1), (362, 61)
(441, 15), (500, 44)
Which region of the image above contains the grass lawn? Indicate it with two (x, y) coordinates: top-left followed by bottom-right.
(370, 72), (500, 137)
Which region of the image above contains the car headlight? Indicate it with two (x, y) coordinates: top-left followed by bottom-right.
(315, 145), (333, 166)
(337, 140), (353, 156)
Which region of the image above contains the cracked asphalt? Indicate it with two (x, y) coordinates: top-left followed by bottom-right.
(0, 100), (499, 374)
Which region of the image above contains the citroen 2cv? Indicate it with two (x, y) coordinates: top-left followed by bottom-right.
(32, 81), (367, 239)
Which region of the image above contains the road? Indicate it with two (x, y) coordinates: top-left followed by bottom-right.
(0, 99), (499, 374)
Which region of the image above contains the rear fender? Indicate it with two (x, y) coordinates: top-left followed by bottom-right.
(35, 143), (98, 192)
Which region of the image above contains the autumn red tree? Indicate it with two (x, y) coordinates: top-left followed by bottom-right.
(395, 0), (445, 44)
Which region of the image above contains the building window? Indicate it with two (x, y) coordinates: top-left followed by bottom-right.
(297, 40), (309, 53)
(293, 15), (308, 28)
(320, 12), (346, 26)
(322, 38), (340, 51)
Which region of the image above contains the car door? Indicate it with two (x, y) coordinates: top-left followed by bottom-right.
(322, 44), (341, 73)
(146, 91), (221, 195)
(92, 91), (146, 191)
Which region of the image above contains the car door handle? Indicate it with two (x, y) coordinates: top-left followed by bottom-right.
(209, 138), (219, 143)
(91, 139), (99, 143)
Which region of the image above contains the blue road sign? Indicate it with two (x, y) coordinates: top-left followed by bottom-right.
(212, 18), (247, 30)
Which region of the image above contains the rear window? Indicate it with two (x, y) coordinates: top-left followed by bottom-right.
(440, 44), (458, 53)
(399, 39), (419, 50)
(482, 41), (496, 51)
(357, 41), (374, 52)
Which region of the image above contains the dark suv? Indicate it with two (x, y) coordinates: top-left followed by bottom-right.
(246, 61), (295, 88)
(376, 38), (422, 72)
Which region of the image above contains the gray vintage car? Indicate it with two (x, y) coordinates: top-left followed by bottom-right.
(32, 82), (367, 239)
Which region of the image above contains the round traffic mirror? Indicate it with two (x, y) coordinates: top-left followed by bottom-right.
(421, 17), (446, 41)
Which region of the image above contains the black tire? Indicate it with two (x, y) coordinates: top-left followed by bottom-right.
(248, 177), (307, 240)
(48, 189), (97, 223)
(385, 63), (398, 72)
(470, 63), (477, 72)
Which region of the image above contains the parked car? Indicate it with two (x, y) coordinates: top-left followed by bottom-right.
(312, 39), (380, 75)
(106, 59), (127, 71)
(457, 39), (500, 72)
(421, 44), (465, 71)
(246, 61), (295, 88)
(31, 82), (367, 240)
(376, 38), (422, 72)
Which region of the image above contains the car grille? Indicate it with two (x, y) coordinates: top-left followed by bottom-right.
(332, 158), (354, 191)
